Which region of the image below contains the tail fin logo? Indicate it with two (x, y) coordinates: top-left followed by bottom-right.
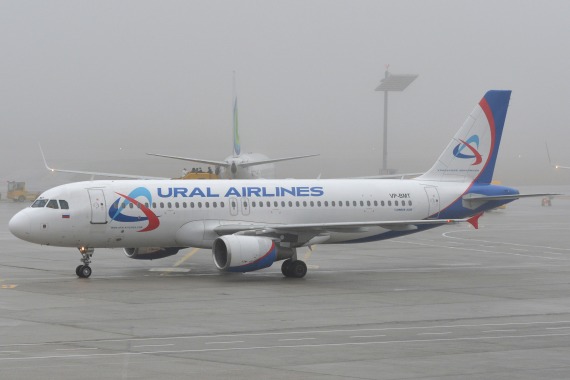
(452, 135), (483, 165)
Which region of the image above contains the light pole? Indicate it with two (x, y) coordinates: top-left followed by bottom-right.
(375, 68), (418, 174)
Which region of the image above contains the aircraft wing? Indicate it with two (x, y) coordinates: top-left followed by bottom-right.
(237, 154), (320, 168)
(146, 153), (230, 167)
(213, 214), (481, 245)
(40, 145), (168, 180)
(350, 173), (424, 180)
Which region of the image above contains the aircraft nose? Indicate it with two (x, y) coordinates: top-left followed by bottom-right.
(9, 211), (31, 240)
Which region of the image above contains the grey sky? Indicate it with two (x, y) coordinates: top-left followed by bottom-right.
(1, 0), (569, 190)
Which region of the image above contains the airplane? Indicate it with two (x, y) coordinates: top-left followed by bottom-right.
(10, 90), (551, 280)
(41, 84), (318, 180)
(147, 89), (319, 179)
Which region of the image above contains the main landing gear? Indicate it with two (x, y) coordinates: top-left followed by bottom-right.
(281, 259), (307, 278)
(76, 247), (94, 278)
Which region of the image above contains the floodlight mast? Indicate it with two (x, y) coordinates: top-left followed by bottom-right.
(375, 68), (418, 174)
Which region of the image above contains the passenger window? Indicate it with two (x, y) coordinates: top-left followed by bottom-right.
(259, 202), (263, 208)
(303, 201), (307, 207)
(46, 199), (59, 209)
(367, 201), (371, 206)
(324, 201), (328, 207)
(331, 201), (335, 207)
(353, 201), (357, 207)
(59, 200), (69, 209)
(183, 202), (187, 208)
(338, 201), (342, 207)
(310, 201), (314, 207)
(288, 201), (293, 207)
(381, 201), (385, 206)
(388, 201), (392, 206)
(409, 200), (412, 206)
(175, 202), (179, 208)
(205, 202), (210, 208)
(274, 201), (278, 208)
(213, 202), (217, 208)
(317, 201), (321, 207)
(395, 200), (398, 206)
(220, 202), (225, 208)
(198, 202), (202, 208)
(296, 201), (300, 207)
(160, 202), (164, 208)
(129, 203), (134, 209)
(360, 201), (364, 207)
(153, 202), (157, 208)
(374, 201), (378, 207)
(281, 201), (285, 207)
(167, 202), (172, 209)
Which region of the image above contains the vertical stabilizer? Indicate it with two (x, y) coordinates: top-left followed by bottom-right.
(417, 90), (511, 184)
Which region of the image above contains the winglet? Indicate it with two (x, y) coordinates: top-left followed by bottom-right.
(467, 212), (483, 229)
(38, 143), (55, 172)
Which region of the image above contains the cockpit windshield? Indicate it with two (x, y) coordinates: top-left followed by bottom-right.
(32, 199), (48, 208)
(31, 199), (69, 209)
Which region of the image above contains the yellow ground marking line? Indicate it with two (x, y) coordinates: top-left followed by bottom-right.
(1, 285), (17, 289)
(303, 246), (315, 261)
(159, 247), (201, 276)
(174, 247), (201, 267)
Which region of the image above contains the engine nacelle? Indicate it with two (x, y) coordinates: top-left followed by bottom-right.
(212, 235), (294, 273)
(123, 247), (181, 260)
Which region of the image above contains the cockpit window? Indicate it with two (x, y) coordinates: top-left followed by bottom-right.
(59, 200), (69, 209)
(32, 199), (48, 208)
(46, 200), (59, 209)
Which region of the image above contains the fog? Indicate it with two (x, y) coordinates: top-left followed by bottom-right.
(1, 0), (569, 192)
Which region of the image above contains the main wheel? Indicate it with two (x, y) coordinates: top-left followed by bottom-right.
(286, 260), (307, 278)
(76, 265), (84, 277)
(79, 265), (92, 278)
(281, 259), (293, 276)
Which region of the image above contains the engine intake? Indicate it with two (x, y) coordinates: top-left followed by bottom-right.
(213, 235), (294, 273)
(123, 247), (181, 260)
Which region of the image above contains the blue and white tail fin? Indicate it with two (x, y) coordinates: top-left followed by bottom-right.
(417, 90), (511, 184)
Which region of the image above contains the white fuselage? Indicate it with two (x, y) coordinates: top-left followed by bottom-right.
(10, 178), (467, 249)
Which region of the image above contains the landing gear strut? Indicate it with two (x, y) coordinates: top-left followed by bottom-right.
(76, 247), (94, 278)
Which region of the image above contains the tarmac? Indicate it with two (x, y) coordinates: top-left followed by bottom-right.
(1, 190), (570, 379)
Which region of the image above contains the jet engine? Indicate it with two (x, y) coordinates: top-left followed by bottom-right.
(212, 235), (294, 273)
(123, 247), (181, 260)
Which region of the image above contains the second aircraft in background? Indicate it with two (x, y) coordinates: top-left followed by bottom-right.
(42, 86), (318, 180)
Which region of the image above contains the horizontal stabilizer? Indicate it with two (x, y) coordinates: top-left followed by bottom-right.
(462, 193), (559, 210)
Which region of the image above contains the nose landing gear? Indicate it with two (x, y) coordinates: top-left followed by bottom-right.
(76, 247), (94, 278)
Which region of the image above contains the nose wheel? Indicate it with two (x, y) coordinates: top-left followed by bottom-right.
(77, 247), (94, 278)
(76, 264), (92, 278)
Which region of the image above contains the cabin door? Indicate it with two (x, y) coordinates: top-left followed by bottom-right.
(424, 186), (440, 218)
(87, 189), (107, 224)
